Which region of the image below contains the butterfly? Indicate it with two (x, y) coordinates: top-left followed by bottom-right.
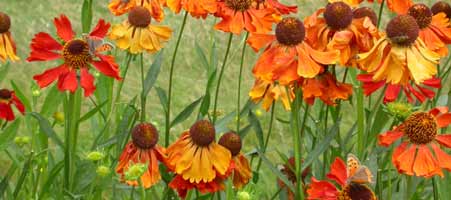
(346, 153), (373, 184)
(82, 34), (115, 56)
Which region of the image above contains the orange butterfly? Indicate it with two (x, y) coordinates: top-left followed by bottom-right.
(83, 34), (114, 56)
(346, 153), (373, 184)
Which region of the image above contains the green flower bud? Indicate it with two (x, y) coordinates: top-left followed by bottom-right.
(14, 136), (30, 146)
(96, 165), (111, 177)
(124, 163), (147, 181)
(386, 102), (413, 120)
(255, 109), (263, 118)
(53, 112), (64, 124)
(86, 151), (105, 161)
(237, 191), (251, 200)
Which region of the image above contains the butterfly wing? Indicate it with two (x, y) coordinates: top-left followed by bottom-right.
(347, 153), (361, 178)
(348, 166), (373, 184)
(95, 42), (114, 53)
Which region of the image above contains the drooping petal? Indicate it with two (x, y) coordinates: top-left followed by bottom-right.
(306, 177), (338, 200)
(436, 113), (451, 128)
(90, 19), (110, 39)
(54, 15), (75, 42)
(209, 143), (232, 176)
(394, 144), (416, 176)
(80, 68), (96, 97)
(0, 103), (15, 121)
(435, 134), (451, 148)
(326, 157), (347, 186)
(378, 131), (404, 147)
(412, 145), (442, 177)
(57, 70), (78, 93)
(33, 64), (69, 88)
(92, 55), (121, 80)
(11, 93), (25, 114)
(431, 143), (451, 171)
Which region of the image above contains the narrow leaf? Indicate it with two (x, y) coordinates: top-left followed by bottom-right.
(142, 51), (163, 97)
(13, 152), (34, 198)
(258, 151), (295, 192)
(171, 97), (202, 127)
(81, 0), (93, 33)
(0, 62), (10, 84)
(155, 86), (168, 115)
(78, 100), (108, 123)
(11, 81), (32, 112)
(29, 112), (64, 148)
(40, 85), (64, 117)
(0, 119), (21, 151)
(248, 111), (264, 149)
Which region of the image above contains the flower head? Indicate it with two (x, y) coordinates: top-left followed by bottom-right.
(304, 3), (380, 66)
(109, 0), (165, 22)
(0, 12), (19, 62)
(301, 71), (353, 106)
(249, 17), (339, 83)
(307, 155), (376, 200)
(167, 120), (233, 198)
(218, 132), (252, 189)
(368, 0), (413, 14)
(0, 88), (25, 121)
(214, 0), (284, 34)
(432, 1), (451, 20)
(277, 157), (310, 200)
(386, 102), (414, 120)
(379, 107), (451, 177)
(96, 165), (111, 177)
(116, 123), (166, 188)
(249, 78), (294, 111)
(357, 15), (440, 86)
(407, 3), (451, 56)
(27, 15), (121, 96)
(165, 0), (218, 18)
(109, 6), (172, 54)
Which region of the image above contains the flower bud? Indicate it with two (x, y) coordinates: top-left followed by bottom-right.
(237, 191), (251, 200)
(386, 102), (413, 120)
(96, 165), (111, 177)
(124, 163), (147, 181)
(53, 112), (64, 124)
(86, 151), (105, 161)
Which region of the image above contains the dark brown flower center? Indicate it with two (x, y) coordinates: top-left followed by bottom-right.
(132, 123), (159, 149)
(62, 39), (91, 69)
(338, 183), (376, 200)
(353, 7), (378, 26)
(190, 120), (216, 146)
(0, 89), (12, 100)
(0, 12), (11, 33)
(128, 6), (151, 27)
(324, 2), (353, 30)
(225, 0), (252, 11)
(402, 112), (437, 144)
(408, 4), (433, 29)
(275, 17), (305, 46)
(386, 15), (419, 46)
(431, 1), (451, 19)
(218, 132), (242, 156)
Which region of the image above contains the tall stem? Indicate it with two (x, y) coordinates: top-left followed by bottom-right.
(64, 89), (82, 191)
(256, 102), (276, 172)
(114, 53), (133, 105)
(140, 53), (146, 122)
(165, 11), (189, 147)
(377, 0), (385, 28)
(292, 88), (305, 200)
(236, 32), (249, 133)
(212, 33), (234, 124)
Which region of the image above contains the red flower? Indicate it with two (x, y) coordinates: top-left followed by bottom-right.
(27, 15), (121, 97)
(0, 89), (25, 121)
(358, 74), (441, 103)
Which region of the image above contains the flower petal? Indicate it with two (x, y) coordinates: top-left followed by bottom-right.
(91, 55), (121, 80)
(54, 15), (75, 42)
(394, 144), (416, 176)
(326, 157), (347, 186)
(0, 103), (15, 121)
(378, 131), (403, 147)
(435, 134), (451, 148)
(306, 177), (338, 199)
(90, 19), (110, 39)
(413, 145), (442, 177)
(436, 113), (451, 128)
(57, 70), (78, 93)
(33, 64), (69, 88)
(80, 68), (96, 97)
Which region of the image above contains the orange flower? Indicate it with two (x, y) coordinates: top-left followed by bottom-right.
(378, 107), (451, 177)
(109, 6), (172, 54)
(304, 2), (380, 66)
(328, 0), (364, 8)
(357, 15), (440, 86)
(249, 17), (338, 83)
(407, 4), (451, 57)
(167, 120), (233, 198)
(431, 1), (451, 21)
(108, 0), (165, 22)
(165, 0), (218, 18)
(0, 12), (19, 62)
(116, 123), (166, 188)
(249, 78), (294, 111)
(368, 0), (413, 14)
(358, 74), (441, 103)
(307, 155), (376, 200)
(214, 0), (278, 34)
(218, 132), (252, 189)
(277, 157), (310, 200)
(254, 0), (297, 15)
(302, 72), (353, 106)
(0, 89), (24, 121)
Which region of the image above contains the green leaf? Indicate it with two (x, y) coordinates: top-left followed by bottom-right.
(0, 62), (10, 84)
(258, 151), (295, 192)
(0, 164), (17, 197)
(198, 92), (210, 119)
(302, 120), (339, 171)
(0, 119), (21, 151)
(81, 0), (93, 33)
(170, 97), (202, 127)
(40, 85), (64, 117)
(39, 161), (64, 199)
(142, 51), (163, 97)
(11, 81), (32, 112)
(195, 42), (210, 72)
(78, 100), (108, 123)
(13, 152), (34, 198)
(29, 112), (64, 148)
(248, 111), (264, 149)
(155, 86), (168, 115)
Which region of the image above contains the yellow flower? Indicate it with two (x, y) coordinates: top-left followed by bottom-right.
(109, 6), (172, 54)
(0, 12), (19, 62)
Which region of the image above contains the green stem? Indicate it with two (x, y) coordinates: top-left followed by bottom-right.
(114, 53), (133, 106)
(212, 33), (234, 124)
(256, 102), (276, 172)
(236, 32), (249, 133)
(64, 89), (82, 191)
(292, 88), (306, 200)
(432, 177), (439, 200)
(140, 53), (146, 122)
(377, 0), (385, 28)
(138, 179), (146, 200)
(165, 11), (189, 147)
